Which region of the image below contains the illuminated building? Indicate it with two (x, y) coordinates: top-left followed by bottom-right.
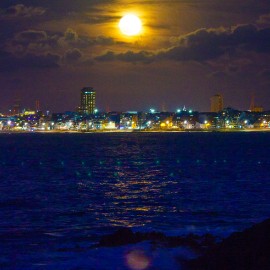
(80, 87), (96, 114)
(13, 97), (21, 115)
(35, 100), (40, 112)
(23, 111), (36, 116)
(211, 94), (224, 113)
(250, 94), (263, 112)
(252, 106), (264, 113)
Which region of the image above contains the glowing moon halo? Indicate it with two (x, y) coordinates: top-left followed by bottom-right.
(119, 14), (142, 36)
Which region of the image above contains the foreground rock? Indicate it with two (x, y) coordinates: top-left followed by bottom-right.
(186, 218), (270, 270)
(98, 227), (216, 252)
(97, 219), (270, 270)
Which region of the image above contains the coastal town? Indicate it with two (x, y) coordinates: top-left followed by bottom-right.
(1, 88), (270, 132)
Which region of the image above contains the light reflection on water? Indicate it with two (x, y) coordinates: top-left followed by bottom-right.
(0, 132), (270, 264)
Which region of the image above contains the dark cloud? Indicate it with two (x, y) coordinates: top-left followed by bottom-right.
(227, 65), (240, 73)
(7, 30), (58, 53)
(6, 28), (117, 56)
(95, 50), (154, 63)
(0, 1), (114, 13)
(208, 71), (227, 78)
(0, 50), (60, 72)
(0, 0), (270, 112)
(1, 4), (46, 18)
(24, 53), (60, 69)
(83, 14), (120, 25)
(64, 48), (83, 64)
(94, 36), (115, 46)
(258, 13), (270, 25)
(258, 69), (270, 79)
(64, 28), (78, 42)
(159, 30), (225, 62)
(61, 28), (117, 48)
(96, 24), (270, 63)
(15, 30), (48, 42)
(95, 51), (115, 61)
(80, 58), (94, 66)
(159, 24), (270, 60)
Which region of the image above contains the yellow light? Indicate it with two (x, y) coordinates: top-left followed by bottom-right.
(24, 111), (35, 116)
(119, 14), (142, 36)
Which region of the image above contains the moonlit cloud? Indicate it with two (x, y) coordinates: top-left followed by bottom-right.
(0, 0), (270, 112)
(4, 4), (46, 18)
(257, 13), (270, 25)
(95, 24), (270, 63)
(64, 48), (83, 64)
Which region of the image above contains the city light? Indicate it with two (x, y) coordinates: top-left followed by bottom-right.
(1, 89), (270, 132)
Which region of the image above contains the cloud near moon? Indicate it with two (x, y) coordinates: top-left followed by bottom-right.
(0, 0), (270, 112)
(95, 24), (270, 63)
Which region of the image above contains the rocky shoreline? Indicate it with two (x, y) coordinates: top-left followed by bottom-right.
(97, 218), (270, 270)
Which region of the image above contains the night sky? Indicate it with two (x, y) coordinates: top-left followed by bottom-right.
(1, 0), (270, 113)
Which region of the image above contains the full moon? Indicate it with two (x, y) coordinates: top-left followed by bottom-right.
(119, 14), (142, 36)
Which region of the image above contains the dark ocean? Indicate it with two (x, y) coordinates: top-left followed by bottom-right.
(1, 132), (270, 269)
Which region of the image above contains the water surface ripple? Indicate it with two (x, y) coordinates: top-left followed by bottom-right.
(1, 132), (270, 268)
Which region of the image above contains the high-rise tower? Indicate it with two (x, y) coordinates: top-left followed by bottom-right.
(35, 100), (40, 112)
(80, 87), (96, 114)
(13, 97), (21, 115)
(210, 94), (223, 113)
(249, 94), (255, 112)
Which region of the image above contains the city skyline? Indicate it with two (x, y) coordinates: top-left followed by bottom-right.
(1, 1), (270, 112)
(1, 87), (269, 115)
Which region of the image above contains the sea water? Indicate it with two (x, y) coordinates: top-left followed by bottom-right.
(1, 132), (270, 269)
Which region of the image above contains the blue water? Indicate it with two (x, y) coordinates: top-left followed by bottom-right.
(1, 132), (270, 269)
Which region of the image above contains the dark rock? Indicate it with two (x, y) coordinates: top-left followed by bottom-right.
(98, 228), (215, 251)
(186, 218), (270, 270)
(98, 228), (165, 247)
(98, 228), (138, 247)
